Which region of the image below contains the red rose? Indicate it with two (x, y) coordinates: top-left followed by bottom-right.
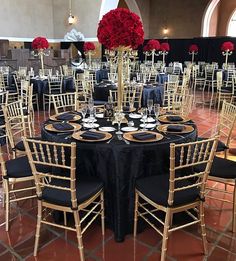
(189, 44), (198, 53)
(221, 41), (234, 52)
(143, 39), (160, 52)
(97, 8), (144, 49)
(32, 37), (49, 50)
(84, 42), (96, 52)
(160, 42), (170, 52)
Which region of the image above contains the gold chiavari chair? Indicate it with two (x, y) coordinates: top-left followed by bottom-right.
(134, 137), (219, 261)
(43, 75), (63, 115)
(23, 138), (105, 261)
(198, 101), (236, 158)
(52, 92), (79, 114)
(0, 91), (9, 150)
(39, 68), (52, 77)
(171, 93), (193, 117)
(0, 145), (36, 231)
(197, 155), (236, 233)
(3, 100), (33, 158)
(109, 89), (136, 110)
(82, 79), (94, 102)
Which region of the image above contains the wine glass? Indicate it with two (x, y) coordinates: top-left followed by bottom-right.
(88, 97), (94, 111)
(141, 108), (148, 130)
(89, 107), (96, 128)
(147, 99), (153, 119)
(153, 104), (160, 125)
(81, 104), (87, 120)
(115, 111), (124, 135)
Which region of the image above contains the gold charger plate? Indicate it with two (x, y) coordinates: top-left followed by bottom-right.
(123, 131), (164, 143)
(45, 123), (82, 133)
(157, 124), (194, 134)
(158, 114), (190, 124)
(72, 130), (112, 142)
(49, 112), (81, 122)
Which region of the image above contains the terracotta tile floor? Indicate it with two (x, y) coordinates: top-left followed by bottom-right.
(0, 98), (236, 261)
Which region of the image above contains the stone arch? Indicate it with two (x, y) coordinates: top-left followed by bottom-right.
(201, 0), (220, 37)
(227, 9), (236, 36)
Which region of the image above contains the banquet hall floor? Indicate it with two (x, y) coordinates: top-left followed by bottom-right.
(0, 102), (235, 261)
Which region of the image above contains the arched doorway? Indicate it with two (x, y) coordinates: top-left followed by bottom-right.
(201, 0), (220, 37)
(227, 9), (236, 36)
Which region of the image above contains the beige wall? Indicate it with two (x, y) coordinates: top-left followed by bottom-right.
(52, 0), (102, 39)
(209, 2), (220, 36)
(136, 0), (150, 38)
(149, 0), (209, 39)
(0, 0), (54, 38)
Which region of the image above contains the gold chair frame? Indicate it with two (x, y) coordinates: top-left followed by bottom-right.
(134, 137), (219, 261)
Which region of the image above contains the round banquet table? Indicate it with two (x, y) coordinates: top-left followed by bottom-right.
(41, 114), (197, 242)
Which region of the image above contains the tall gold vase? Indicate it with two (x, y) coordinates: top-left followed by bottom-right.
(39, 50), (45, 76)
(117, 47), (124, 112)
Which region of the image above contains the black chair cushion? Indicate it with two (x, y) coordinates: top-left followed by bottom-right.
(197, 137), (228, 152)
(94, 100), (106, 106)
(41, 177), (103, 207)
(195, 156), (236, 179)
(14, 136), (42, 151)
(5, 155), (51, 179)
(5, 156), (32, 178)
(136, 174), (200, 207)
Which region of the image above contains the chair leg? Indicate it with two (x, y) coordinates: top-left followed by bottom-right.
(74, 210), (85, 261)
(133, 191), (139, 237)
(101, 192), (105, 236)
(63, 211), (67, 226)
(160, 208), (171, 261)
(34, 200), (42, 256)
(199, 202), (208, 255)
(232, 182), (236, 233)
(5, 180), (10, 231)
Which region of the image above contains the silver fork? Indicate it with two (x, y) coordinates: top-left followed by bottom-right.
(118, 134), (130, 144)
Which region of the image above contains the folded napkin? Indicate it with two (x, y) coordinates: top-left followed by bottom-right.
(52, 122), (74, 131)
(132, 132), (156, 140)
(166, 115), (183, 122)
(80, 131), (105, 140)
(167, 125), (185, 132)
(123, 106), (130, 112)
(56, 112), (75, 121)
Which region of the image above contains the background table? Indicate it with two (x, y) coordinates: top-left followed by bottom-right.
(41, 115), (197, 241)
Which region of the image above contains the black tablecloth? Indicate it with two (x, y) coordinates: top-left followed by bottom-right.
(41, 115), (197, 241)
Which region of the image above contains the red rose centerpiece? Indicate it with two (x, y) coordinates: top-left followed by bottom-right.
(97, 8), (144, 113)
(188, 44), (199, 63)
(32, 36), (50, 76)
(159, 42), (170, 64)
(83, 42), (96, 69)
(221, 41), (234, 66)
(143, 39), (160, 66)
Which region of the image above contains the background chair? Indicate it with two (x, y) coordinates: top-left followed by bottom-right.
(23, 138), (105, 261)
(52, 92), (79, 114)
(0, 145), (36, 231)
(134, 137), (218, 261)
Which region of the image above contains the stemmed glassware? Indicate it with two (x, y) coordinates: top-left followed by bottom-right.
(89, 107), (96, 128)
(115, 111), (124, 135)
(81, 104), (87, 121)
(153, 104), (160, 125)
(140, 108), (148, 130)
(147, 99), (153, 120)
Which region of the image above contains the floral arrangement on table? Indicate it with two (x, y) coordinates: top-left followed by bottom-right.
(143, 40), (160, 66)
(97, 8), (144, 112)
(83, 42), (96, 69)
(83, 42), (96, 52)
(188, 44), (199, 63)
(32, 37), (49, 50)
(221, 41), (234, 67)
(159, 42), (170, 64)
(31, 37), (50, 75)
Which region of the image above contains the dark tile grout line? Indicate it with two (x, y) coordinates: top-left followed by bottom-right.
(0, 239), (24, 260)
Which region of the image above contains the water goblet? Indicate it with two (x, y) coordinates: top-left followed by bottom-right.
(115, 111), (124, 135)
(153, 104), (161, 125)
(81, 104), (87, 120)
(141, 108), (148, 130)
(147, 99), (153, 119)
